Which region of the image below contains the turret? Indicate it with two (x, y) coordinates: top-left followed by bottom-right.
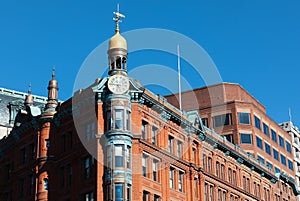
(108, 7), (128, 76)
(24, 84), (34, 107)
(42, 69), (59, 118)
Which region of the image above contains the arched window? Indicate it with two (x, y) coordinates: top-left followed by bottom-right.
(44, 178), (48, 190)
(116, 57), (122, 69)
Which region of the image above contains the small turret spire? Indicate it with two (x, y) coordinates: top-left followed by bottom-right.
(52, 66), (55, 80)
(42, 68), (59, 118)
(24, 83), (34, 107)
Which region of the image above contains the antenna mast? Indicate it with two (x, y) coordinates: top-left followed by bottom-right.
(177, 44), (182, 111)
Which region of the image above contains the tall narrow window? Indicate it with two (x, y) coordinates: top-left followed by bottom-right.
(192, 147), (197, 164)
(209, 186), (213, 201)
(228, 168), (232, 183)
(202, 118), (208, 127)
(142, 121), (147, 139)
(246, 178), (250, 192)
(154, 195), (160, 201)
(170, 167), (174, 188)
(44, 178), (48, 190)
(84, 157), (90, 179)
(178, 171), (184, 192)
(286, 141), (291, 153)
(263, 123), (269, 136)
(280, 154), (286, 166)
(256, 136), (263, 149)
(265, 142), (271, 155)
(126, 146), (131, 169)
(153, 159), (158, 182)
(222, 191), (226, 201)
(152, 127), (157, 144)
(254, 115), (261, 130)
(194, 178), (199, 199)
(126, 111), (130, 131)
(208, 157), (212, 173)
(271, 129), (277, 143)
(115, 183), (124, 201)
(107, 111), (112, 130)
(45, 139), (50, 148)
(142, 154), (147, 177)
(279, 136), (285, 148)
(216, 162), (220, 177)
(204, 183), (208, 201)
(115, 110), (123, 129)
(273, 148), (279, 161)
(221, 164), (225, 180)
(143, 191), (149, 201)
(203, 154), (207, 171)
(115, 145), (124, 168)
(232, 170), (237, 185)
(168, 136), (174, 153)
(177, 141), (183, 158)
(126, 184), (131, 201)
(83, 191), (94, 201)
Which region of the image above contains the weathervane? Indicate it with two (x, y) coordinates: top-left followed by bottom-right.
(113, 4), (125, 32)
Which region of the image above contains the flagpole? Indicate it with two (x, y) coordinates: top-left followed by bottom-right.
(177, 44), (182, 111)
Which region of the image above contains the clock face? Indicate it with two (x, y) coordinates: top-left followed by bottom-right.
(108, 75), (130, 94)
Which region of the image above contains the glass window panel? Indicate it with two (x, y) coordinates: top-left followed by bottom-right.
(256, 136), (263, 149)
(115, 110), (123, 129)
(115, 183), (124, 200)
(265, 143), (271, 155)
(279, 136), (285, 148)
(240, 133), (252, 144)
(254, 116), (261, 130)
(280, 154), (286, 166)
(115, 145), (123, 167)
(238, 112), (250, 124)
(263, 123), (269, 136)
(273, 149), (279, 160)
(271, 130), (277, 143)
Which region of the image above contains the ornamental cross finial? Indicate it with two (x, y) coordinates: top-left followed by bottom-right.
(28, 82), (32, 94)
(113, 4), (125, 32)
(52, 66), (55, 79)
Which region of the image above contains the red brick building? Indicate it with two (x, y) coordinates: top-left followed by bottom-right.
(0, 10), (299, 201)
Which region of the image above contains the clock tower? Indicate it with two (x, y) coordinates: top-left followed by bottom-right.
(93, 6), (138, 201)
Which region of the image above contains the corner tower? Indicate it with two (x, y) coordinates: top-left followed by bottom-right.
(102, 7), (132, 201)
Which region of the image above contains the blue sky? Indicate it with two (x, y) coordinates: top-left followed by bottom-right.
(0, 0), (299, 126)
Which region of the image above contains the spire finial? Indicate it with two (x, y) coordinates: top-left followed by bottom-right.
(113, 4), (125, 32)
(28, 82), (32, 94)
(52, 66), (55, 80)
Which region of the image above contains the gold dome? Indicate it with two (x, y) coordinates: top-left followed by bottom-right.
(109, 31), (127, 50)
